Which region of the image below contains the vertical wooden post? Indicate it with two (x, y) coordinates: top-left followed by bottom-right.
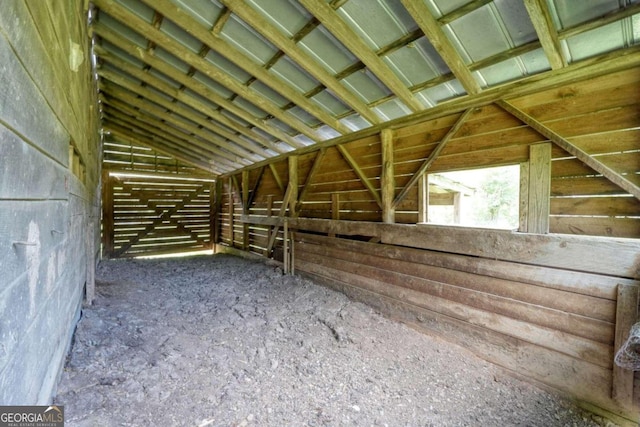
(228, 177), (234, 247)
(612, 284), (639, 408)
(211, 179), (222, 252)
(381, 129), (395, 223)
(101, 169), (115, 258)
(242, 170), (250, 250)
(418, 173), (428, 223)
(265, 195), (273, 256)
(288, 156), (298, 215)
(330, 193), (340, 237)
(85, 220), (95, 304)
(283, 218), (289, 274)
(527, 143), (551, 233)
(519, 161), (530, 232)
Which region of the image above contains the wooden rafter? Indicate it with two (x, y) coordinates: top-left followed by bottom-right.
(392, 109), (474, 208)
(96, 49), (271, 159)
(103, 122), (224, 174)
(100, 87), (262, 164)
(139, 0), (351, 136)
(93, 22), (293, 152)
(299, 0), (424, 113)
(102, 106), (244, 169)
(400, 0), (481, 95)
(437, 0), (493, 25)
(337, 145), (383, 209)
(93, 0), (316, 143)
(497, 100), (640, 201)
(98, 76), (251, 166)
(524, 0), (566, 70)
(220, 0), (380, 126)
(100, 93), (261, 164)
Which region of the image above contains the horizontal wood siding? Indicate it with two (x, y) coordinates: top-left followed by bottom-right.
(294, 230), (639, 420)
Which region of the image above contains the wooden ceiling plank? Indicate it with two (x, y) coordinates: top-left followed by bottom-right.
(103, 123), (220, 173)
(139, 0), (351, 135)
(437, 0), (493, 25)
(299, 0), (424, 113)
(400, 0), (482, 95)
(98, 71), (258, 163)
(92, 0), (317, 143)
(221, 0), (380, 126)
(96, 50), (271, 159)
(101, 100), (254, 166)
(497, 100), (640, 201)
(103, 110), (245, 170)
(336, 145), (383, 209)
(523, 0), (566, 70)
(94, 23), (295, 153)
(392, 108), (474, 208)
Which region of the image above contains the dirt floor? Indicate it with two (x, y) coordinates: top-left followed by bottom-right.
(55, 254), (616, 426)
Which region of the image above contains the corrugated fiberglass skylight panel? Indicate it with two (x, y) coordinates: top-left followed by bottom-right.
(220, 15), (279, 65)
(168, 0), (222, 27)
(337, 0), (418, 50)
(383, 37), (449, 87)
(160, 18), (205, 54)
(204, 50), (252, 84)
(246, 0), (312, 38)
(269, 55), (321, 94)
(298, 26), (359, 75)
(341, 68), (392, 104)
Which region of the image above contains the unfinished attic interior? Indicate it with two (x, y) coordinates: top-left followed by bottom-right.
(1, 0), (640, 424)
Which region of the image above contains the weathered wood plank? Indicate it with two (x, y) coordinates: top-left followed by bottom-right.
(612, 284), (639, 408)
(550, 217), (640, 239)
(527, 143), (551, 233)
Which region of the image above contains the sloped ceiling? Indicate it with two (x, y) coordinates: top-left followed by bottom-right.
(90, 0), (640, 175)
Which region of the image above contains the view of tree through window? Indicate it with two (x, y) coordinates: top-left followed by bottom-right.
(428, 165), (520, 229)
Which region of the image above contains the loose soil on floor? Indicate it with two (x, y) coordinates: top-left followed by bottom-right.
(56, 254), (614, 426)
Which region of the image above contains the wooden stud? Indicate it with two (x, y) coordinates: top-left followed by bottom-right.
(519, 162), (530, 232)
(381, 129), (395, 224)
(526, 143), (551, 234)
(229, 177), (235, 248)
(612, 284), (639, 408)
(418, 173), (428, 223)
(289, 155), (299, 215)
(242, 170), (250, 250)
(101, 170), (115, 258)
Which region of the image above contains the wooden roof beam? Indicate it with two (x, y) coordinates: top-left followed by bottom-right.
(299, 0), (424, 113)
(400, 0), (482, 95)
(220, 0), (381, 126)
(524, 0), (566, 70)
(103, 123), (221, 174)
(98, 71), (259, 163)
(93, 22), (295, 153)
(437, 0), (493, 25)
(101, 96), (256, 166)
(138, 0), (351, 136)
(102, 109), (246, 170)
(93, 0), (316, 144)
(96, 50), (270, 160)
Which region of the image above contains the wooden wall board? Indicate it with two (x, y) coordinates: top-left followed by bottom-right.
(295, 232), (618, 319)
(567, 129), (640, 155)
(297, 238), (613, 346)
(550, 217), (640, 239)
(295, 262), (623, 416)
(551, 176), (630, 196)
(550, 196), (640, 216)
(430, 144), (530, 172)
(296, 249), (612, 368)
(542, 105), (639, 138)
